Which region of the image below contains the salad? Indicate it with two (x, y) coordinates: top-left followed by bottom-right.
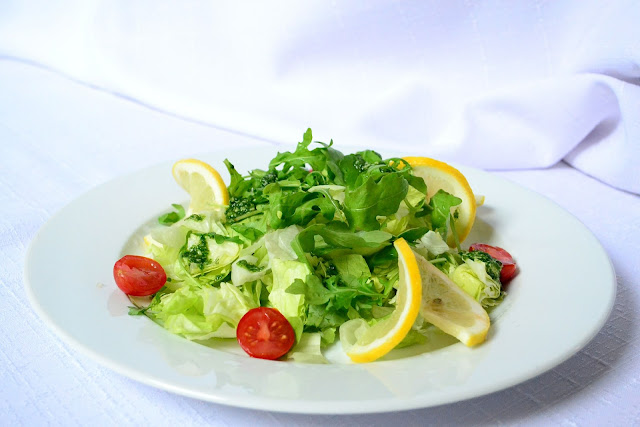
(113, 129), (516, 363)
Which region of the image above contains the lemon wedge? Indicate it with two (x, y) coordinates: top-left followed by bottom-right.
(345, 238), (422, 363)
(172, 159), (229, 214)
(404, 156), (476, 246)
(414, 251), (490, 346)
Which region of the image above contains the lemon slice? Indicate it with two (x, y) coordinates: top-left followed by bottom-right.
(172, 159), (229, 214)
(404, 157), (476, 246)
(414, 251), (490, 346)
(345, 238), (422, 363)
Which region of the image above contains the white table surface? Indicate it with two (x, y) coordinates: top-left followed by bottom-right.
(2, 59), (639, 425)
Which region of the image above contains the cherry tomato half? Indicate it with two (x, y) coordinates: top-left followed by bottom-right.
(236, 307), (295, 360)
(113, 255), (167, 296)
(469, 243), (517, 283)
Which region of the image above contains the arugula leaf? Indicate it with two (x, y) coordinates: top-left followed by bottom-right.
(268, 191), (335, 229)
(404, 175), (427, 211)
(291, 197), (335, 226)
(333, 254), (371, 282)
(230, 224), (264, 242)
(359, 150), (383, 164)
(306, 304), (348, 332)
(269, 129), (327, 173)
(338, 154), (363, 189)
(287, 272), (389, 328)
(224, 159), (253, 198)
(367, 245), (398, 268)
(344, 173), (408, 231)
(292, 222), (393, 259)
(302, 127), (313, 145)
(329, 276), (387, 310)
(286, 276), (333, 306)
(429, 190), (462, 237)
(210, 233), (244, 245)
(307, 186), (347, 222)
(406, 174), (427, 198)
(323, 141), (345, 185)
(338, 150), (386, 189)
(305, 171), (328, 187)
(158, 203), (185, 226)
(398, 227), (429, 242)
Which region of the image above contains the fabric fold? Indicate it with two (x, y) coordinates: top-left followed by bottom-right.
(1, 0), (639, 193)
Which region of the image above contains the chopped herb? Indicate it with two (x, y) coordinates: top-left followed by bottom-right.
(231, 224), (264, 241)
(181, 234), (210, 269)
(158, 203), (185, 226)
(237, 259), (265, 272)
(181, 232), (244, 270)
(460, 250), (503, 282)
(260, 171), (278, 188)
(226, 197), (255, 222)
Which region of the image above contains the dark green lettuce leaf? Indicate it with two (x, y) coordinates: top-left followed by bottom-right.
(344, 173), (408, 231)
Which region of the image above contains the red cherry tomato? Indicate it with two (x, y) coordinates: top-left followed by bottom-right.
(236, 307), (296, 360)
(113, 255), (167, 296)
(469, 243), (517, 283)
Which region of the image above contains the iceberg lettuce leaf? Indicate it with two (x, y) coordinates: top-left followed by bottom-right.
(149, 282), (256, 340)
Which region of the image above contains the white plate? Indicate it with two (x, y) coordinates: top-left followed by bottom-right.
(25, 147), (616, 414)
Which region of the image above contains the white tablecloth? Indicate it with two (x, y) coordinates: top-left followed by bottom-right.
(3, 58), (640, 425)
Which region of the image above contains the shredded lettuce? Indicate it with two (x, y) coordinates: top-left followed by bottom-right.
(149, 282), (256, 340)
(451, 260), (504, 308)
(230, 255), (267, 287)
(264, 225), (301, 261)
(287, 332), (328, 364)
(417, 230), (450, 256)
(339, 318), (369, 353)
(268, 259), (311, 339)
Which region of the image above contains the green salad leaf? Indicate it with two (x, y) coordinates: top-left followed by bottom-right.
(429, 189), (462, 237)
(158, 203), (186, 226)
(148, 282), (256, 340)
(344, 173), (409, 231)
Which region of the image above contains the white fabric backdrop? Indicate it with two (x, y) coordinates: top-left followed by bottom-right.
(1, 0), (639, 193)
